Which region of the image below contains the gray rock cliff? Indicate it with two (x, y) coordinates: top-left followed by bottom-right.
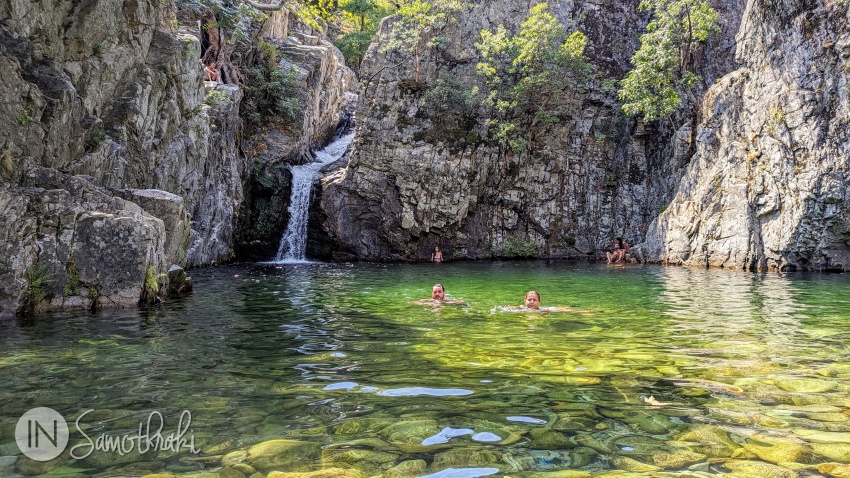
(639, 0), (850, 271)
(0, 2), (356, 313)
(319, 0), (744, 261)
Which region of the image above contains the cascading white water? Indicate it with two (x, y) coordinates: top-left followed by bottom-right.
(274, 129), (355, 263)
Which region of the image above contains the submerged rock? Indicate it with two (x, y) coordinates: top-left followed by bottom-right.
(818, 462), (850, 478)
(267, 469), (362, 478)
(722, 459), (798, 478)
(244, 439), (321, 472)
(382, 459), (427, 478)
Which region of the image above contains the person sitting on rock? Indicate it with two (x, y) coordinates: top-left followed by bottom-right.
(204, 62), (220, 82)
(607, 238), (628, 264)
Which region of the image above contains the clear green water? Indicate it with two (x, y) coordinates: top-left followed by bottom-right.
(1, 261), (850, 477)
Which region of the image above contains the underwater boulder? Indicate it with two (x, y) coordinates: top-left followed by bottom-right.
(245, 439), (321, 472)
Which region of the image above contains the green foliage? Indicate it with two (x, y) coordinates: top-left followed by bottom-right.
(92, 43), (103, 55)
(244, 64), (300, 126)
(421, 74), (477, 118)
(177, 0), (268, 43)
(335, 30), (374, 67)
(25, 264), (53, 307)
(14, 109), (32, 126)
(379, 0), (471, 84)
(503, 235), (539, 258)
(258, 39), (280, 70)
(84, 130), (107, 152)
(476, 3), (590, 151)
(142, 266), (168, 304)
(619, 0), (720, 121)
(63, 259), (81, 298)
(204, 89), (230, 107)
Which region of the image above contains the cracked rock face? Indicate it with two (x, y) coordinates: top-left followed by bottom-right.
(0, 2), (355, 312)
(318, 0), (743, 261)
(639, 0), (850, 271)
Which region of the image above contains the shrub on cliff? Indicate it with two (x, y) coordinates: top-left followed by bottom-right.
(475, 2), (591, 152)
(618, 0), (719, 122)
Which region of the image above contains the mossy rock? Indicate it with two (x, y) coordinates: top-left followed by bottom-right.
(676, 425), (742, 457)
(648, 450), (705, 469)
(551, 415), (598, 433)
(335, 419), (389, 435)
(527, 429), (573, 449)
(141, 474), (178, 478)
(609, 455), (660, 473)
(231, 463), (257, 475)
(222, 451), (247, 467)
(267, 469), (362, 478)
(517, 471), (592, 478)
(16, 455), (69, 476)
(245, 439), (321, 472)
(624, 410), (679, 434)
(569, 447), (598, 468)
(792, 429), (850, 443)
(722, 459), (798, 477)
(742, 435), (810, 464)
(818, 462), (850, 478)
(432, 448), (503, 471)
(572, 434), (612, 454)
(382, 459), (427, 478)
(379, 419), (440, 451)
(774, 378), (836, 393)
(812, 442), (850, 462)
(321, 448), (397, 476)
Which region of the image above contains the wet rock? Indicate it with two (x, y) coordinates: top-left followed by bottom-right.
(267, 469), (362, 478)
(244, 440), (321, 472)
(818, 462), (850, 478)
(166, 264), (193, 295)
(647, 450), (705, 469)
(812, 443), (850, 462)
(527, 429), (573, 450)
(321, 448), (397, 476)
(722, 459), (798, 478)
(676, 425), (744, 458)
(742, 435), (810, 464)
(609, 455), (660, 473)
(382, 459), (426, 478)
(379, 419), (440, 452)
(431, 448), (503, 471)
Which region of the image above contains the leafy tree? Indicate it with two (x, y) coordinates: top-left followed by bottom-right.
(379, 0), (470, 85)
(341, 0), (377, 31)
(618, 0), (720, 122)
(476, 2), (590, 152)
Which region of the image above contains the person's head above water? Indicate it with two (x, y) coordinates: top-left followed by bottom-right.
(432, 283), (445, 300)
(524, 290), (540, 310)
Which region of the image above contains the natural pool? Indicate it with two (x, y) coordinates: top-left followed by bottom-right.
(1, 261), (849, 477)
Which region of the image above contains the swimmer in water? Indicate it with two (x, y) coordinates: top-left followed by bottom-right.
(495, 290), (592, 315)
(413, 283), (465, 307)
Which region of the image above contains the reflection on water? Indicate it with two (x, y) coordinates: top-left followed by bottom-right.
(0, 262), (849, 477)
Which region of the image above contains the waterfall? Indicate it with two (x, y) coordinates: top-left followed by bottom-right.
(273, 129), (355, 263)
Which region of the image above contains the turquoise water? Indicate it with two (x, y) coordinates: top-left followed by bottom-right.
(1, 261), (849, 477)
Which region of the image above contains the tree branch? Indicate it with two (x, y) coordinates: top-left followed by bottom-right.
(243, 0), (289, 12)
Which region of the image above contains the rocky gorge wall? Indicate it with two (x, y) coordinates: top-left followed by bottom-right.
(640, 0), (850, 271)
(319, 0), (745, 261)
(0, 2), (356, 314)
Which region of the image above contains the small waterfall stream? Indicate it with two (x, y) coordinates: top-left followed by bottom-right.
(274, 129), (355, 263)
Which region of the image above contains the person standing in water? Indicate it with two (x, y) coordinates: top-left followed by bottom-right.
(431, 246), (443, 263)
